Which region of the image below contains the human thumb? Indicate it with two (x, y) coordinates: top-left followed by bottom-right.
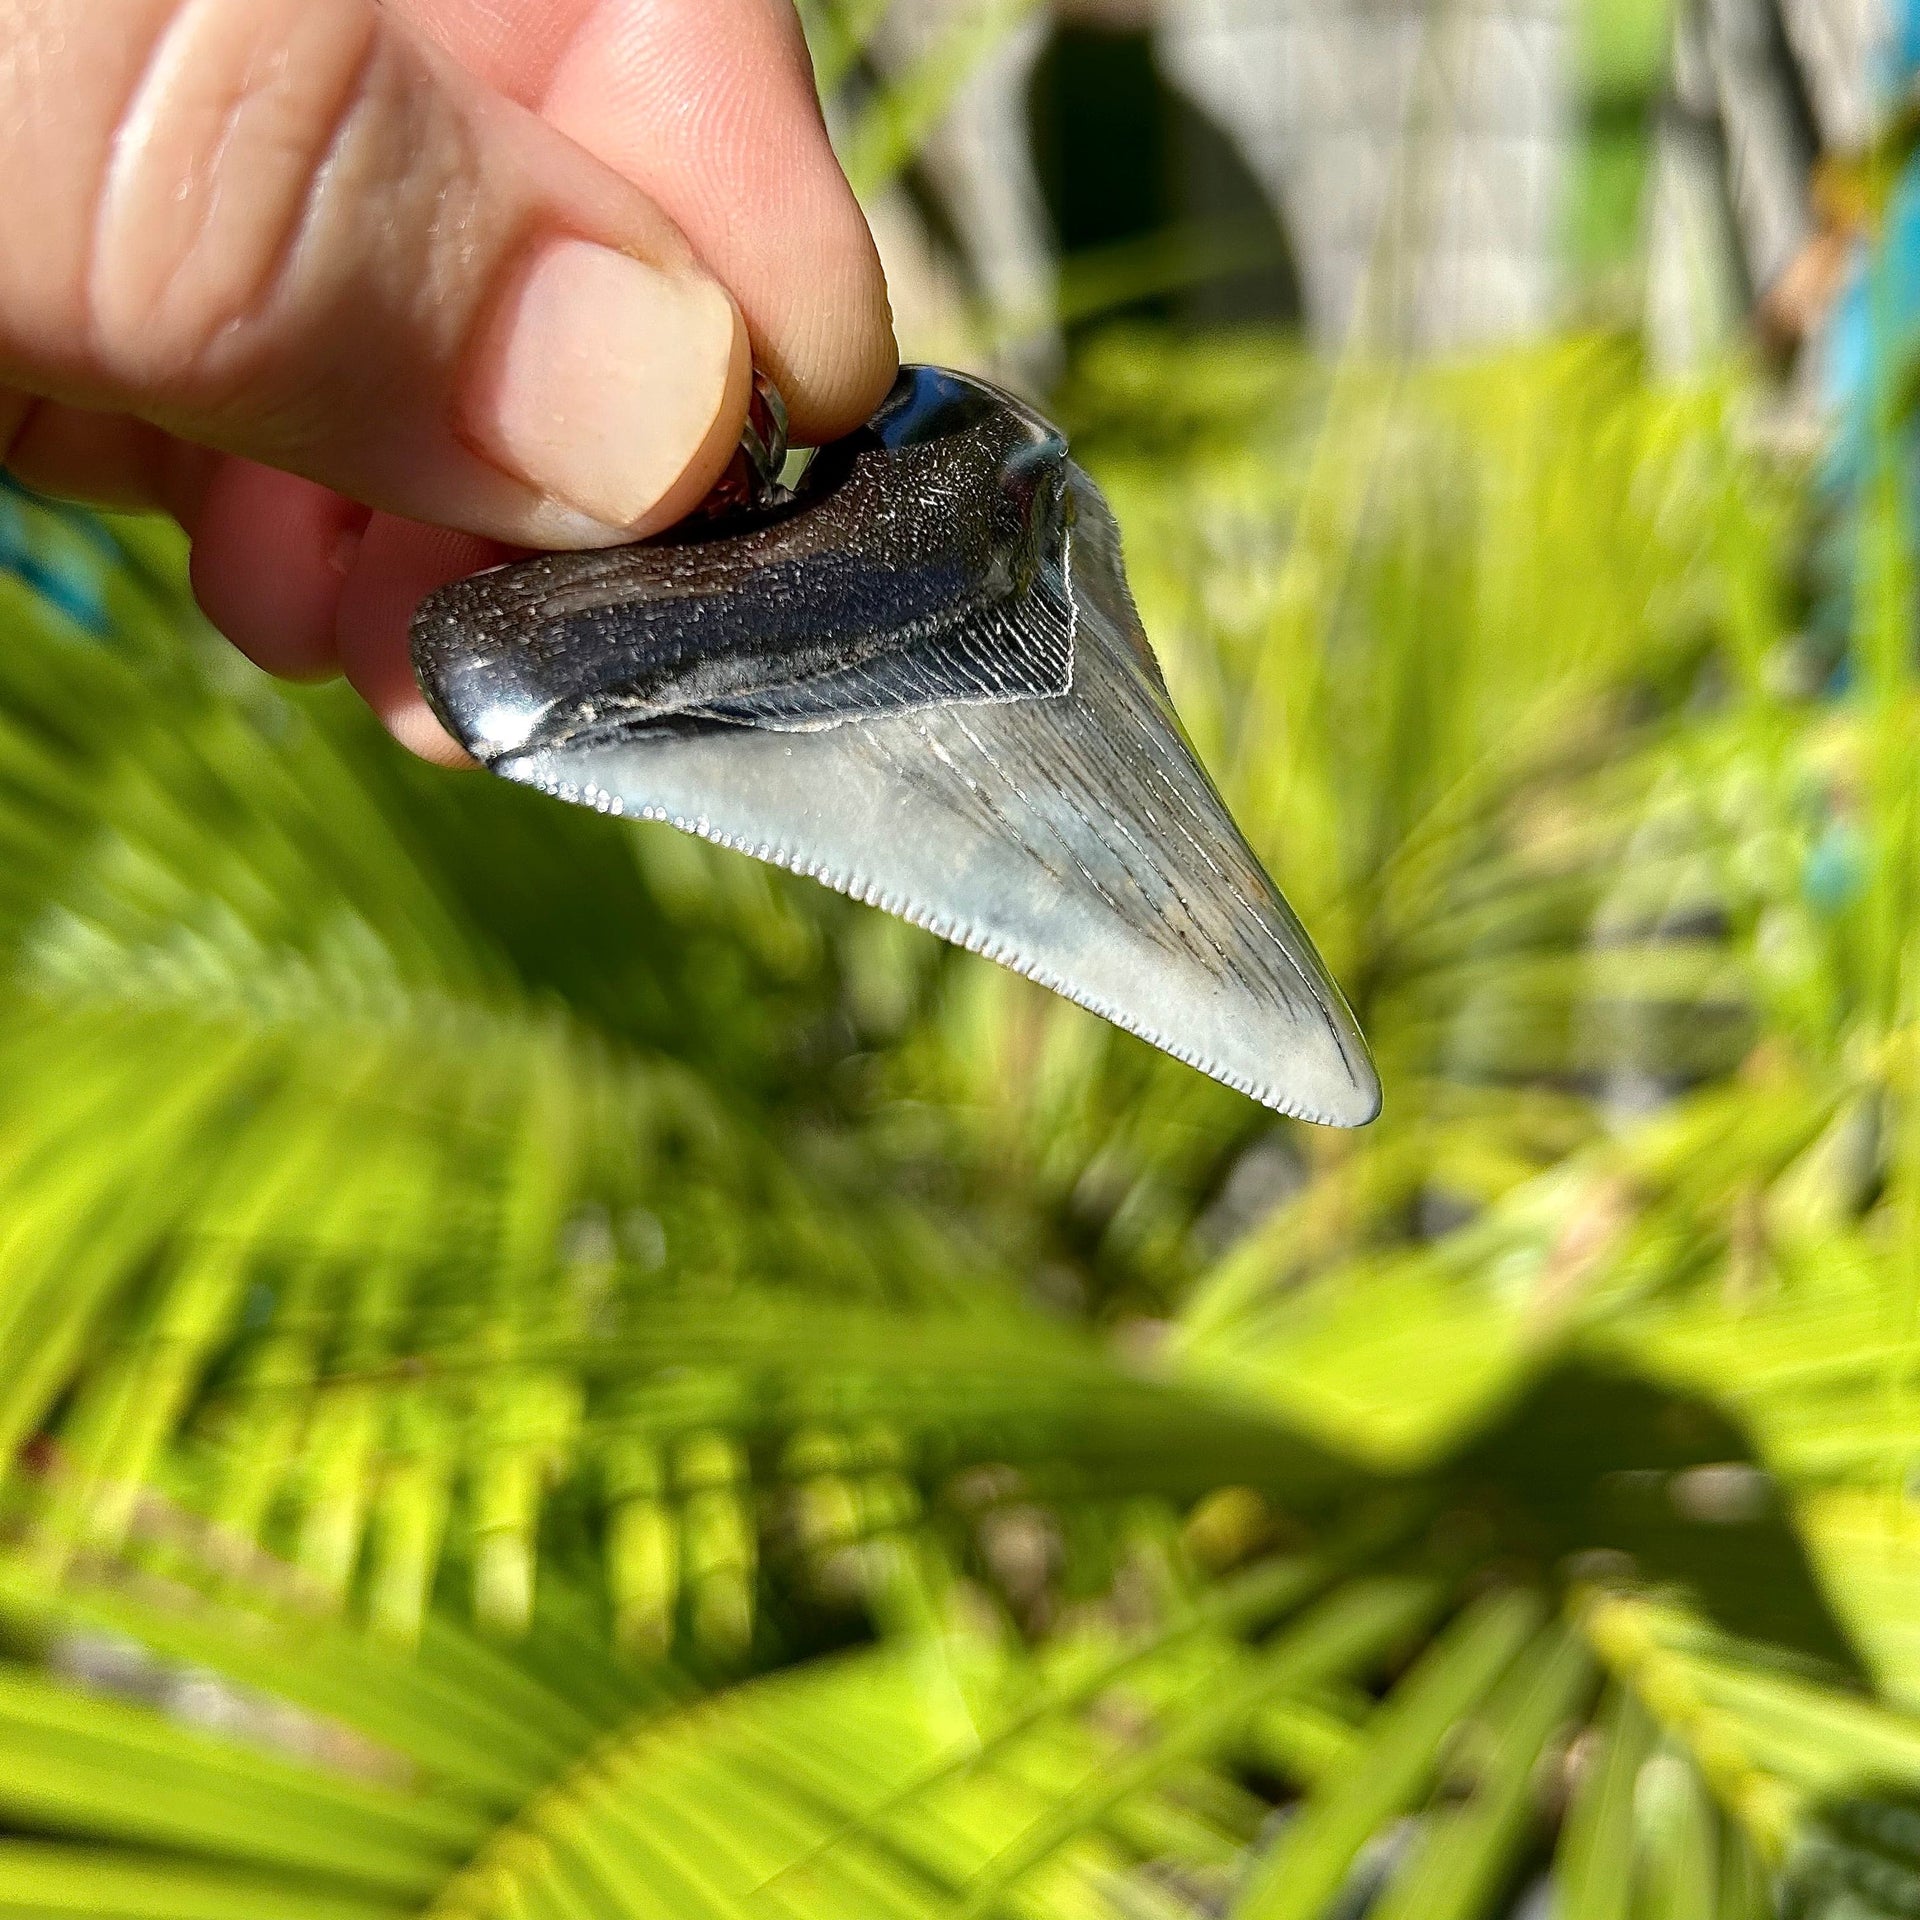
(0, 0), (753, 546)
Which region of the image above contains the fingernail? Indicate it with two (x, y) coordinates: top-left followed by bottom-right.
(461, 237), (744, 536)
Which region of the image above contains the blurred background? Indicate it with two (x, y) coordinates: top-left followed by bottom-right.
(858, 0), (1861, 375)
(7, 3), (1920, 1917)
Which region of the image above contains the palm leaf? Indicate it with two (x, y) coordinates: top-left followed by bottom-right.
(1, 318), (1919, 1920)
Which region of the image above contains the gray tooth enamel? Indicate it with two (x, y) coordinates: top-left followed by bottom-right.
(413, 367), (1379, 1126)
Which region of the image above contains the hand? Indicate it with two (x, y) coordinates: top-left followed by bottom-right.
(0, 0), (896, 758)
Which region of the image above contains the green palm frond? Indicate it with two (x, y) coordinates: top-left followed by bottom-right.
(3, 328), (1920, 1919)
(801, 0), (1047, 202)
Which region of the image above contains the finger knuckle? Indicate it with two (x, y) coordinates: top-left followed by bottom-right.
(86, 0), (379, 403)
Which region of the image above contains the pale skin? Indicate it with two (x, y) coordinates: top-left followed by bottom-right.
(0, 0), (898, 761)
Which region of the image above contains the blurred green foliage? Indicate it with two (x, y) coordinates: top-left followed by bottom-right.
(3, 6), (1919, 1913)
(1579, 0), (1672, 93)
(1571, 0), (1670, 288)
(0, 325), (1916, 1917)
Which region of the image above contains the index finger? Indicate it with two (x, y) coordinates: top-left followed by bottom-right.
(394, 0), (897, 442)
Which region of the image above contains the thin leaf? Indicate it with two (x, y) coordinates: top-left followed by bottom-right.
(1552, 1684), (1657, 1920)
(1367, 1621), (1595, 1920)
(1232, 1589), (1544, 1920)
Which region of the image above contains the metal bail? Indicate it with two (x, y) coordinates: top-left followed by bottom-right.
(698, 370), (792, 519)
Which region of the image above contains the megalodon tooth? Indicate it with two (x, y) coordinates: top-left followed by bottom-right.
(410, 366), (1380, 1126)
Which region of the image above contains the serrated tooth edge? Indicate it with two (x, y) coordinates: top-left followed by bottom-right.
(672, 818), (1352, 1125)
(509, 775), (1367, 1123)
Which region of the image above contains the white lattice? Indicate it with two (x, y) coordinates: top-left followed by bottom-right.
(1158, 0), (1573, 350)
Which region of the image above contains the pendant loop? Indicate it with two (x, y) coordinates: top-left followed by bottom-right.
(699, 370), (791, 519)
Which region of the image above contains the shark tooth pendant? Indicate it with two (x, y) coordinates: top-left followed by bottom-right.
(411, 366), (1380, 1126)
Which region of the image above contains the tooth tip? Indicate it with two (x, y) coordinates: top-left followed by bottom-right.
(1292, 1059), (1383, 1129)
